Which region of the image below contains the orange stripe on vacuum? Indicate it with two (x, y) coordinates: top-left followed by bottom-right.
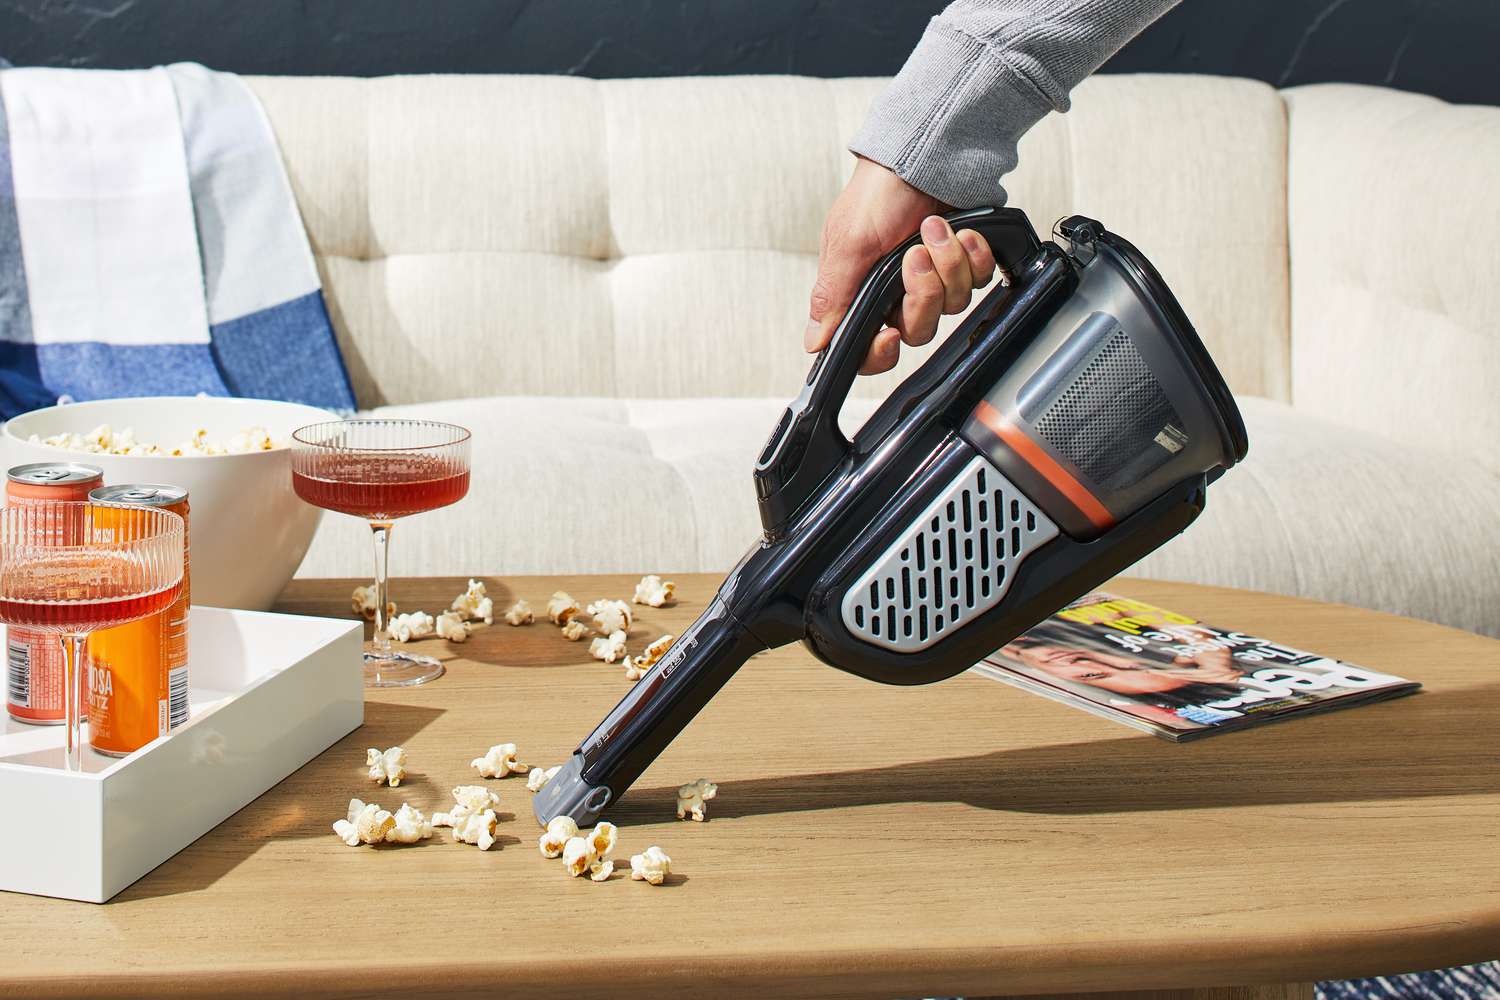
(971, 400), (1116, 531)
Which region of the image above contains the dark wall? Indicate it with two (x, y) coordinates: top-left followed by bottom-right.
(1, 0), (1496, 106)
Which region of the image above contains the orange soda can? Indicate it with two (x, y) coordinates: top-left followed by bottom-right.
(86, 485), (190, 756)
(5, 462), (104, 725)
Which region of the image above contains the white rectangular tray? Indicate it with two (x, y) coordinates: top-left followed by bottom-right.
(0, 606), (363, 902)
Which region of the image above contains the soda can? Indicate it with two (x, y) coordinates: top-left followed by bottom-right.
(86, 485), (190, 756)
(5, 462), (104, 725)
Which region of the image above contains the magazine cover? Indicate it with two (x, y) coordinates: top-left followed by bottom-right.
(975, 592), (1420, 741)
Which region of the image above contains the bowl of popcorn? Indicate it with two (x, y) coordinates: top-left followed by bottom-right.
(1, 396), (336, 610)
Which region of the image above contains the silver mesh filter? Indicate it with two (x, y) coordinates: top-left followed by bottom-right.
(840, 454), (1058, 652)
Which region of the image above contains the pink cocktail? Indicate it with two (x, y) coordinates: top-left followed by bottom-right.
(0, 503), (185, 768)
(291, 419), (471, 687)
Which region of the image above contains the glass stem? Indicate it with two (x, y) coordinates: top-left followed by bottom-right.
(61, 633), (85, 770)
(370, 522), (394, 654)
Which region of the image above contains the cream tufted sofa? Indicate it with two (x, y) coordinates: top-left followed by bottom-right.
(254, 73), (1500, 637)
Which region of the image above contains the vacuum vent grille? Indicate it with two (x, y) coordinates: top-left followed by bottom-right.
(841, 455), (1058, 652)
(1033, 329), (1181, 489)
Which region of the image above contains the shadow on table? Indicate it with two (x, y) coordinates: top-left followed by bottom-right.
(115, 699), (445, 902)
(616, 683), (1500, 822)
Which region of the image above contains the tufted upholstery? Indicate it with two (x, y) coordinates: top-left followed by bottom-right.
(251, 73), (1500, 636)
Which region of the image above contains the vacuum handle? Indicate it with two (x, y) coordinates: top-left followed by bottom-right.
(754, 207), (1041, 537)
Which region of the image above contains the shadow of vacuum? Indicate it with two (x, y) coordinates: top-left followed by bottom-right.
(611, 683), (1500, 823)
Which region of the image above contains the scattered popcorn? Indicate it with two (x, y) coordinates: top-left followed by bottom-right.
(435, 609), (472, 643)
(433, 784), (502, 828)
(332, 798), (395, 847)
(387, 611), (434, 642)
(365, 746), (407, 787)
(350, 584), (395, 622)
(588, 821), (618, 858)
(590, 630), (628, 664)
(633, 575), (677, 608)
(450, 809), (500, 850)
(387, 803), (435, 844)
(471, 743), (529, 779)
(624, 661), (646, 682)
(30, 423), (283, 457)
(502, 599), (534, 626)
(630, 845), (672, 885)
(526, 764), (560, 793)
(625, 634), (674, 681)
(546, 591), (581, 626)
(561, 833), (614, 881)
(587, 599), (633, 635)
(676, 778), (718, 822)
(561, 836), (595, 877)
(539, 815), (579, 858)
(560, 620), (590, 641)
(451, 579), (494, 625)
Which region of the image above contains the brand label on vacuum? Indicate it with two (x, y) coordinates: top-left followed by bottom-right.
(1155, 424), (1188, 454)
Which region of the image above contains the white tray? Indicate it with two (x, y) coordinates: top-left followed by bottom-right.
(0, 606), (363, 902)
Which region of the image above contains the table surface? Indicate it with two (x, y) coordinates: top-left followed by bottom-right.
(2, 575), (1497, 1000)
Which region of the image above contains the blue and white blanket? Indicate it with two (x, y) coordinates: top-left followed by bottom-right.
(0, 62), (354, 418)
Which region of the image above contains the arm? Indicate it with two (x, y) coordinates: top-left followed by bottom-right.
(809, 0), (1180, 371)
(851, 0), (1183, 210)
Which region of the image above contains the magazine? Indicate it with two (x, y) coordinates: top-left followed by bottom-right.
(974, 591), (1420, 741)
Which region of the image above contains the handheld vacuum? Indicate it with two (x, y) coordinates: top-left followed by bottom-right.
(535, 207), (1248, 827)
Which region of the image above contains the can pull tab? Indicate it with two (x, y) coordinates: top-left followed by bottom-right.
(754, 207), (1042, 539)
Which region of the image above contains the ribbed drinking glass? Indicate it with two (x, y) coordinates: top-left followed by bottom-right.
(0, 502), (185, 769)
(291, 419), (471, 687)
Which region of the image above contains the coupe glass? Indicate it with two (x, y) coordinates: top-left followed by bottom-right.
(0, 502), (184, 769)
(291, 419), (471, 687)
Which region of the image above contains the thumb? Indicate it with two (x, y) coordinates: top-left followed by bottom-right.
(806, 220), (884, 353)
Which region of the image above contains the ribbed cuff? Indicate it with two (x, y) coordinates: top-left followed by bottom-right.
(849, 19), (1055, 210)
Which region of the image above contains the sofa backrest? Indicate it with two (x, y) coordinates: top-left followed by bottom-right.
(1284, 83), (1500, 466)
(247, 73), (1291, 408)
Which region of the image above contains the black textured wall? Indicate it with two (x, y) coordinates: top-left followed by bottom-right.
(1, 0), (1495, 106)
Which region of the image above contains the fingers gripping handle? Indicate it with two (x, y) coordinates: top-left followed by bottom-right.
(754, 206), (1041, 538)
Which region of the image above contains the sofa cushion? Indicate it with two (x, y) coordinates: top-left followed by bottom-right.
(247, 73), (1290, 409)
(294, 395), (1500, 637)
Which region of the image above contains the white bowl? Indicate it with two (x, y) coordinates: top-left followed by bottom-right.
(1, 397), (333, 611)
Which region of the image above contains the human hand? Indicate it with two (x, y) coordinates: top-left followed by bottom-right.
(805, 157), (1002, 375)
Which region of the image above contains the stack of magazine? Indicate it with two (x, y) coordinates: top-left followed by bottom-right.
(976, 592), (1420, 741)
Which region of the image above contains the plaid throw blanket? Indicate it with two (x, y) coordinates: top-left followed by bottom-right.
(0, 62), (354, 418)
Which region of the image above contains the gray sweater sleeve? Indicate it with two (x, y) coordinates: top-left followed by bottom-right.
(850, 0), (1181, 209)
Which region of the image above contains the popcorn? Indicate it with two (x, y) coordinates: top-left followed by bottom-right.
(435, 610), (472, 643)
(332, 798), (395, 847)
(560, 620), (589, 642)
(450, 809), (500, 850)
(526, 764), (560, 793)
(587, 599), (633, 635)
(625, 634), (674, 681)
(30, 423), (282, 456)
(471, 743), (529, 779)
(502, 600), (534, 626)
(562, 829), (615, 881)
(633, 575), (677, 608)
(546, 591), (581, 626)
(538, 815), (579, 858)
(588, 821), (618, 858)
(387, 803), (435, 844)
(676, 778), (718, 822)
(365, 746), (407, 787)
(561, 836), (595, 877)
(630, 845), (672, 885)
(590, 630), (628, 665)
(433, 785), (502, 828)
(350, 585), (395, 622)
(451, 579), (494, 625)
(387, 611), (434, 642)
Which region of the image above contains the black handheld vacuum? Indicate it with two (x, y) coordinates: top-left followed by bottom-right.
(534, 207), (1248, 827)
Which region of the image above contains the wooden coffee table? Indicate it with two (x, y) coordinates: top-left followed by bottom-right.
(0, 576), (1495, 1000)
